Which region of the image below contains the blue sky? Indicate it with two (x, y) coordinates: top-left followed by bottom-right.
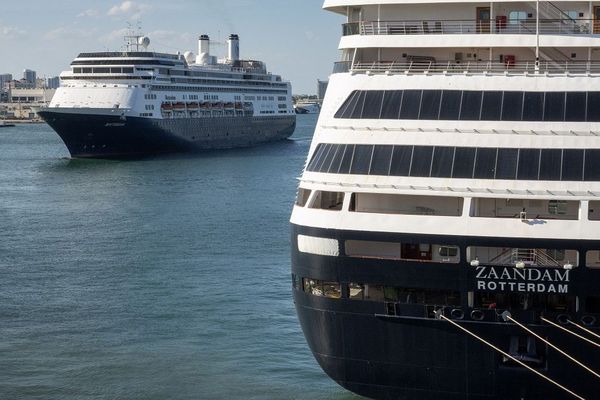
(0, 0), (344, 94)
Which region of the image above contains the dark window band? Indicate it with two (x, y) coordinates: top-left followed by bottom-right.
(335, 90), (600, 122)
(307, 144), (597, 182)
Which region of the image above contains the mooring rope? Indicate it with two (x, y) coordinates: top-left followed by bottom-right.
(504, 314), (600, 380)
(541, 317), (600, 350)
(567, 320), (600, 341)
(439, 314), (585, 400)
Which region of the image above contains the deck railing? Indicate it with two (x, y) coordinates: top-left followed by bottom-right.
(342, 19), (595, 36)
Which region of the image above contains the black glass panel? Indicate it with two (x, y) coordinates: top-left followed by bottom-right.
(328, 144), (346, 173)
(522, 92), (544, 121)
(390, 146), (413, 176)
(362, 90), (385, 119)
(381, 90), (403, 119)
(565, 92), (586, 122)
(501, 91), (523, 121)
(517, 149), (541, 180)
(335, 91), (358, 118)
(350, 145), (374, 174)
(410, 146), (434, 177)
(338, 144), (355, 174)
(452, 147), (476, 178)
(369, 145), (393, 176)
(349, 91), (367, 119)
(539, 149), (562, 181)
(585, 149), (600, 181)
(481, 91), (503, 120)
(339, 91), (361, 119)
(544, 92), (565, 121)
(399, 90), (422, 119)
(306, 144), (326, 171)
(496, 149), (518, 179)
(313, 144), (334, 172)
(460, 91), (482, 120)
(431, 147), (455, 178)
(474, 148), (497, 179)
(439, 90), (462, 120)
(562, 149), (584, 181)
(588, 92), (600, 122)
(318, 144), (340, 172)
(419, 90), (442, 120)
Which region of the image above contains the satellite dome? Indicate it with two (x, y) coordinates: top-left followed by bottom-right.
(138, 36), (150, 49)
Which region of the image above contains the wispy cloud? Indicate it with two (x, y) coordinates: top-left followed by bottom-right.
(107, 1), (151, 19)
(0, 24), (27, 39)
(77, 9), (99, 18)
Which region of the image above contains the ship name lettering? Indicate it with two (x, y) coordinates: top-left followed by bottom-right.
(474, 266), (570, 293)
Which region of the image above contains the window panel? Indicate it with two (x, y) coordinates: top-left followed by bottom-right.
(517, 149), (541, 180)
(390, 146), (413, 176)
(335, 90), (358, 118)
(495, 149), (518, 179)
(349, 90), (366, 119)
(313, 144), (334, 172)
(544, 92), (566, 121)
(474, 148), (497, 179)
(319, 144), (341, 173)
(452, 147), (476, 178)
(481, 91), (503, 121)
(522, 92), (544, 121)
(539, 149), (562, 181)
(439, 90), (462, 120)
(431, 147), (455, 178)
(588, 92), (600, 122)
(565, 92), (586, 122)
(409, 146), (434, 177)
(369, 145), (393, 176)
(585, 149), (600, 181)
(419, 90), (442, 120)
(327, 144), (346, 173)
(350, 145), (374, 174)
(338, 144), (355, 174)
(460, 91), (482, 120)
(561, 149), (584, 181)
(307, 144), (326, 171)
(361, 90), (384, 119)
(501, 91), (523, 121)
(380, 90), (403, 119)
(399, 90), (422, 119)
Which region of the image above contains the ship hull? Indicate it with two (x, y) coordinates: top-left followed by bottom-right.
(291, 224), (600, 400)
(38, 109), (296, 159)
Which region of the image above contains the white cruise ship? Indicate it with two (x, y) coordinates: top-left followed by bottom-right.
(38, 34), (295, 158)
(291, 1), (600, 399)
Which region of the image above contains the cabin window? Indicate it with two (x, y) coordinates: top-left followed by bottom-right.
(369, 145), (393, 176)
(517, 149), (540, 180)
(364, 284), (385, 301)
(295, 188), (311, 207)
(481, 91), (502, 120)
(459, 91), (482, 120)
(380, 90), (402, 119)
(544, 92), (566, 121)
(409, 146), (433, 177)
(303, 278), (322, 296)
(547, 200), (568, 215)
(539, 149), (562, 180)
(399, 90), (422, 119)
(452, 147), (476, 178)
(473, 148), (497, 179)
(350, 145), (374, 174)
(439, 246), (459, 258)
(431, 147), (455, 178)
(349, 283), (364, 299)
(419, 90), (441, 120)
(390, 145), (413, 176)
(522, 92), (544, 121)
(323, 282), (341, 299)
(561, 150), (584, 181)
(501, 92), (523, 121)
(362, 90), (384, 119)
(309, 191), (344, 211)
(508, 11), (528, 24)
(565, 92), (586, 121)
(345, 240), (460, 263)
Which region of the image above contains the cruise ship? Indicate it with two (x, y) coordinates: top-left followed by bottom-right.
(291, 1), (600, 399)
(38, 34), (296, 158)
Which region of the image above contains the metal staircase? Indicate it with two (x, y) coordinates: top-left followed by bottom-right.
(488, 248), (563, 267)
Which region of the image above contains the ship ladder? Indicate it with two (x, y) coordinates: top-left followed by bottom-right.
(436, 311), (586, 400)
(502, 312), (600, 380)
(541, 317), (600, 350)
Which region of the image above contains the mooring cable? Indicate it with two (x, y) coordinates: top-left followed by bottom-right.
(439, 314), (585, 400)
(541, 317), (600, 350)
(567, 319), (600, 341)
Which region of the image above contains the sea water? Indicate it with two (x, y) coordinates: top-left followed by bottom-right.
(0, 116), (358, 399)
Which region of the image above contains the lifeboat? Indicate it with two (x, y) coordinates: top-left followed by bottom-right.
(172, 102), (186, 110)
(187, 102), (199, 109)
(161, 103), (173, 110)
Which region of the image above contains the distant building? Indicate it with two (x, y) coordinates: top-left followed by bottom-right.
(0, 73), (12, 91)
(23, 69), (37, 86)
(9, 88), (55, 103)
(46, 76), (60, 89)
(317, 79), (328, 100)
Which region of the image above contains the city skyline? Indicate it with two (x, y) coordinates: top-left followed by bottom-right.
(0, 0), (343, 94)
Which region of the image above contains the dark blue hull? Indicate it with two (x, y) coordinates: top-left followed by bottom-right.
(291, 223), (600, 400)
(38, 111), (296, 159)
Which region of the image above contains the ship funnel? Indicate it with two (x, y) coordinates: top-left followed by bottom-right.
(228, 34), (240, 62)
(198, 34), (210, 55)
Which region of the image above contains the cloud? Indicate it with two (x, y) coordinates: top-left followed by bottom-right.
(107, 1), (151, 19)
(77, 9), (99, 18)
(44, 26), (96, 41)
(101, 28), (130, 43)
(0, 24), (27, 39)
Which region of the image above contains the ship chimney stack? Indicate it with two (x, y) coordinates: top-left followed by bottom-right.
(196, 34), (213, 65)
(228, 34), (240, 63)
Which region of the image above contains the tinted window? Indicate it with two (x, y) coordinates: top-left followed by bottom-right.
(381, 91), (402, 119)
(335, 91), (358, 118)
(319, 144), (340, 172)
(585, 149), (600, 181)
(439, 90), (462, 120)
(474, 148), (497, 179)
(328, 144), (347, 173)
(410, 146), (434, 177)
(481, 91), (503, 120)
(517, 149), (540, 180)
(369, 145), (393, 176)
(522, 92), (544, 121)
(539, 149), (562, 181)
(362, 90), (384, 119)
(501, 91), (523, 121)
(431, 147), (455, 178)
(314, 144), (334, 172)
(419, 90), (441, 120)
(460, 91), (482, 120)
(307, 144), (327, 171)
(350, 145), (373, 174)
(561, 149), (584, 181)
(544, 92), (565, 121)
(565, 92), (586, 122)
(496, 149), (518, 179)
(400, 90), (422, 119)
(390, 146), (413, 176)
(338, 144), (355, 174)
(452, 148), (476, 178)
(349, 91), (367, 119)
(588, 92), (600, 122)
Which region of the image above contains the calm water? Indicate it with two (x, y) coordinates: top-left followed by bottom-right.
(0, 116), (357, 400)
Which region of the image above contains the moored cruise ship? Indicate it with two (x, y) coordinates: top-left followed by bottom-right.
(291, 1), (600, 399)
(38, 34), (295, 158)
